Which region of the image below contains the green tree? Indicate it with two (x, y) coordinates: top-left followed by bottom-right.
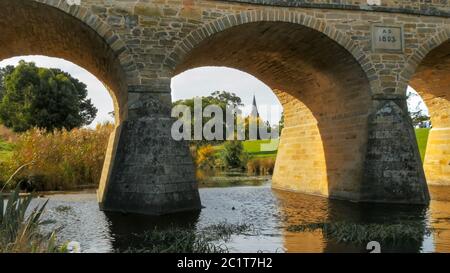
(173, 91), (244, 143)
(0, 65), (14, 100)
(0, 61), (97, 132)
(279, 112), (284, 132)
(220, 140), (248, 169)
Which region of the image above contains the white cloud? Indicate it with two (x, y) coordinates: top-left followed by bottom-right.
(171, 66), (283, 124)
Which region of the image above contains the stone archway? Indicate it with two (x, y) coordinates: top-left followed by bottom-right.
(406, 29), (450, 186)
(0, 0), (135, 209)
(0, 0), (132, 121)
(170, 19), (374, 201)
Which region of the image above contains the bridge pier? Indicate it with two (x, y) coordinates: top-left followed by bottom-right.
(361, 99), (430, 204)
(97, 91), (201, 215)
(424, 128), (450, 185)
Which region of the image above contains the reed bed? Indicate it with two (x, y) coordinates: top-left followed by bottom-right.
(1, 123), (113, 191)
(247, 157), (276, 175)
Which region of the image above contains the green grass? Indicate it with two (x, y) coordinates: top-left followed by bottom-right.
(0, 139), (14, 162)
(213, 129), (429, 161)
(214, 139), (279, 158)
(415, 128), (430, 162)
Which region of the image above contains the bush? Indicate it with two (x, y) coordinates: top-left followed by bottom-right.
(220, 141), (248, 169)
(2, 123), (113, 191)
(247, 157), (276, 175)
(195, 145), (217, 169)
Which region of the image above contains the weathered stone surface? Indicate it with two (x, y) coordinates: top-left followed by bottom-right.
(3, 0), (450, 214)
(99, 116), (201, 215)
(361, 101), (429, 204)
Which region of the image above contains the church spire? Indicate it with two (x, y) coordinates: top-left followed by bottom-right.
(251, 94), (259, 118)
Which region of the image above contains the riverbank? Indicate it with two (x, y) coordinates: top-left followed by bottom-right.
(0, 128), (434, 191)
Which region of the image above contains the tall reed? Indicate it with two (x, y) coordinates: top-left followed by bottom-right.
(247, 157), (276, 175)
(2, 123), (113, 191)
(1, 166), (65, 253)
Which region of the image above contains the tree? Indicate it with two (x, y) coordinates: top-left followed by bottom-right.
(0, 61), (97, 132)
(279, 112), (284, 132)
(220, 140), (248, 169)
(0, 65), (14, 100)
(173, 91), (244, 143)
(407, 90), (430, 128)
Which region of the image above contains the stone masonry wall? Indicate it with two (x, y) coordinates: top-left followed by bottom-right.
(16, 0), (450, 212)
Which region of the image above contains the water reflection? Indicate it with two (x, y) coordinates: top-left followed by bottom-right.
(104, 211), (200, 252)
(30, 179), (450, 253)
(429, 186), (450, 253)
(273, 189), (429, 252)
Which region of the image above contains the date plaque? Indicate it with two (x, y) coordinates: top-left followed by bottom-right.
(371, 25), (404, 53)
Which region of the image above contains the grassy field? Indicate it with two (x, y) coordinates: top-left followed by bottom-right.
(415, 128), (430, 162)
(243, 139), (279, 158)
(213, 139), (279, 158)
(240, 129), (430, 161)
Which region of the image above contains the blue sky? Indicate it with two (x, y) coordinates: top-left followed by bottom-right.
(0, 56), (426, 127)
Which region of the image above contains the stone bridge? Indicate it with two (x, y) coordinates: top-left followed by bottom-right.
(2, 0), (450, 215)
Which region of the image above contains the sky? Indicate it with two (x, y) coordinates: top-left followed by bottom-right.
(0, 55), (427, 128)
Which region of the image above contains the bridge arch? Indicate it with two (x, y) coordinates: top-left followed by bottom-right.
(1, 0), (141, 122)
(168, 15), (375, 200)
(164, 10), (379, 93)
(404, 27), (450, 186)
(0, 0), (144, 207)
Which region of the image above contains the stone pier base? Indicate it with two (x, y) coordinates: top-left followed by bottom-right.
(361, 101), (430, 204)
(97, 117), (201, 215)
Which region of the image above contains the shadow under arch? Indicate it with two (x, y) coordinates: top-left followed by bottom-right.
(0, 0), (130, 122)
(407, 33), (450, 186)
(0, 0), (142, 207)
(171, 20), (373, 201)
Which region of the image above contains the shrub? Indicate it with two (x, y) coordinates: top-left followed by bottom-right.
(3, 123), (113, 191)
(195, 145), (217, 169)
(220, 141), (248, 169)
(247, 157), (276, 175)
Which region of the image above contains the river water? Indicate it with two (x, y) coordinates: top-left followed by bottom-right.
(28, 175), (450, 253)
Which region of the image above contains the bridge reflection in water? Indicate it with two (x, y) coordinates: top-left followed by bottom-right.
(274, 189), (429, 253)
(38, 182), (450, 253)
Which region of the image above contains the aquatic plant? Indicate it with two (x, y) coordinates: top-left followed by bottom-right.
(120, 227), (228, 253)
(0, 186), (65, 252)
(120, 223), (252, 253)
(201, 222), (254, 242)
(0, 164), (66, 253)
(287, 221), (433, 245)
